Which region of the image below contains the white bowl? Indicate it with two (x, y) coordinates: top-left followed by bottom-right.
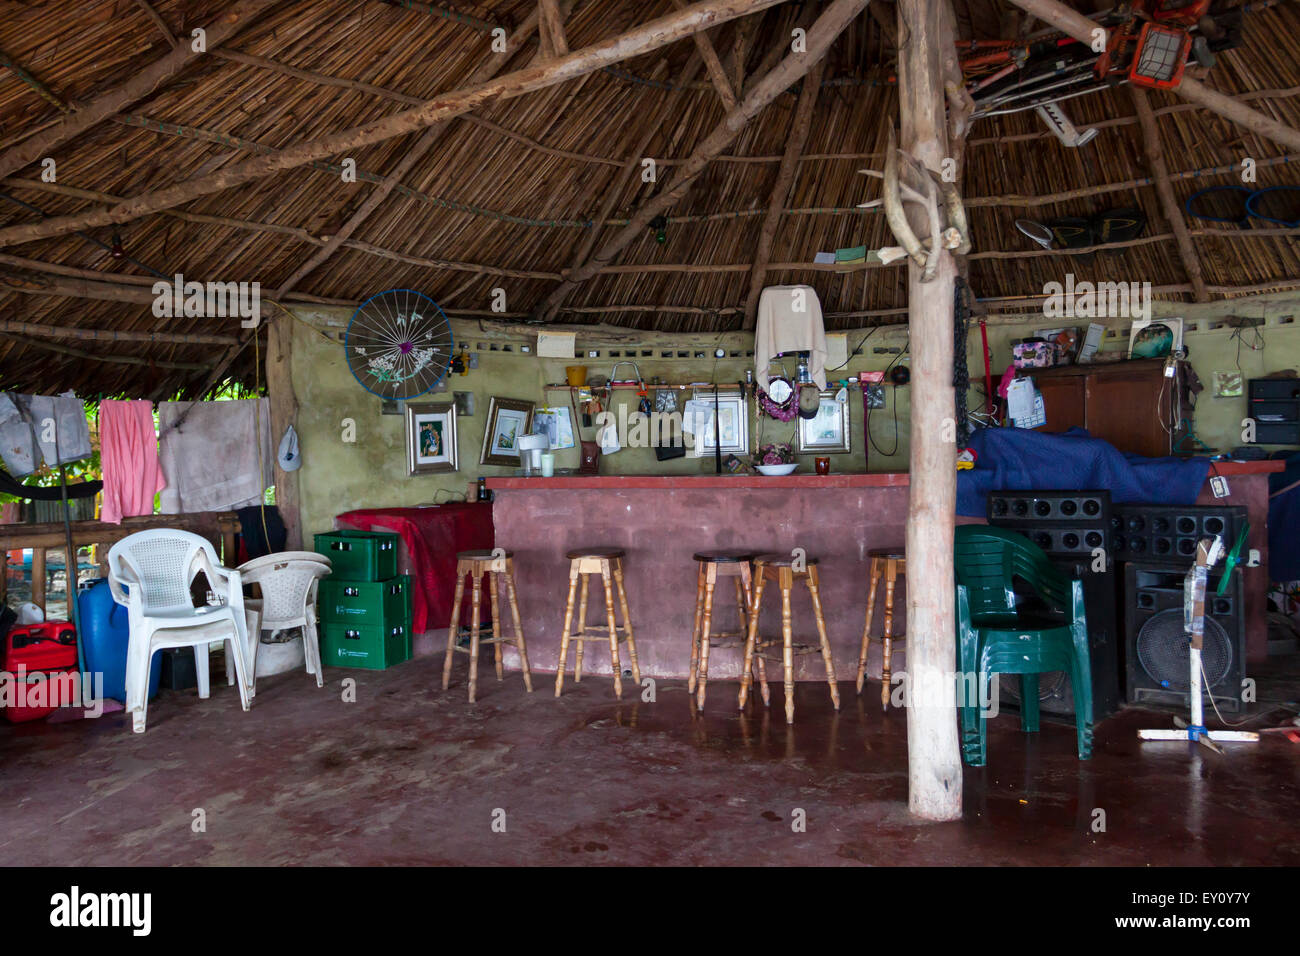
(755, 463), (798, 476)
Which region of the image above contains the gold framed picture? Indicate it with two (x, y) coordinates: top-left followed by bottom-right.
(406, 401), (458, 475)
(479, 396), (535, 467)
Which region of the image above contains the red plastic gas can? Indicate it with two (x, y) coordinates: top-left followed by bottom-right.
(2, 621), (79, 722)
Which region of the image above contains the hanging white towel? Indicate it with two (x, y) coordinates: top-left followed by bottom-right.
(754, 285), (829, 390)
(157, 398), (272, 514)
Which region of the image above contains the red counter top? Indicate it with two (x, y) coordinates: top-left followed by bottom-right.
(486, 473), (911, 490)
(1207, 460), (1285, 475)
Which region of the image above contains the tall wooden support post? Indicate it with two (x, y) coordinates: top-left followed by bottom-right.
(1130, 87), (1208, 303)
(897, 0), (962, 821)
(266, 311), (301, 550)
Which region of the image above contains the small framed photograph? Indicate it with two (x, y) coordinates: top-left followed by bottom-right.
(691, 393), (749, 458)
(406, 402), (458, 475)
(480, 396), (535, 466)
(797, 390), (851, 454)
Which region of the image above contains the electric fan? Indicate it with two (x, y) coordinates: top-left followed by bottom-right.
(345, 289), (453, 399)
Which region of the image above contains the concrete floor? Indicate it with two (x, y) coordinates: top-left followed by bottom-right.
(2, 654), (1298, 866)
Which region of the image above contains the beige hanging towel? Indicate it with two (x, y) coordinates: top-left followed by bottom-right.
(755, 285), (828, 390)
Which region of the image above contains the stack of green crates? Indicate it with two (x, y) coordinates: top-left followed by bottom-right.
(314, 530), (413, 670)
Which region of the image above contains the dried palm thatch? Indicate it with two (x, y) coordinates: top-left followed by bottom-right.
(0, 0), (1297, 398)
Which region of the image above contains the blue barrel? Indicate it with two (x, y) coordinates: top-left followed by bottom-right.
(78, 579), (161, 702)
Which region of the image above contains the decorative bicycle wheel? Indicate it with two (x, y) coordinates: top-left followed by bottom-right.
(345, 289), (453, 399)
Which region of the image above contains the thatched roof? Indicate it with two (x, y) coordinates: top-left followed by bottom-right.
(0, 0), (1298, 398)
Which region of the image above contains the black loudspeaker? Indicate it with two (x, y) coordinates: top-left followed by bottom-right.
(1247, 378), (1300, 445)
(1110, 504), (1247, 564)
(985, 490), (1121, 721)
(1124, 562), (1245, 713)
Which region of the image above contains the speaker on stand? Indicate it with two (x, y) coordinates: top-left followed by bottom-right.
(985, 490), (1122, 721)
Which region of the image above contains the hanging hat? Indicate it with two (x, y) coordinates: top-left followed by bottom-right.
(277, 424), (301, 472)
(798, 383), (821, 420)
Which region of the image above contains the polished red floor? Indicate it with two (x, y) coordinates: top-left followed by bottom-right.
(1, 654), (1297, 866)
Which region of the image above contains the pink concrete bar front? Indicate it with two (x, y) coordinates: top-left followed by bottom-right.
(486, 474), (911, 684)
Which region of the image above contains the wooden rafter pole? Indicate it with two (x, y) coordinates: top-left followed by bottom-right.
(741, 57), (824, 329)
(0, 0), (281, 184)
(1002, 0), (1300, 152)
(897, 0), (962, 822)
(1130, 86), (1208, 302)
(0, 0), (787, 250)
(133, 0), (179, 46)
(535, 0), (871, 319)
(671, 0), (738, 108)
(273, 9), (546, 298)
(0, 317), (236, 346)
(556, 55), (705, 307)
(538, 0), (571, 57)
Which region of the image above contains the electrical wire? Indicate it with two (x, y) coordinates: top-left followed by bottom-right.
(867, 336), (910, 457)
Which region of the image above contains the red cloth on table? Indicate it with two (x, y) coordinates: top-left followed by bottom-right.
(334, 503), (494, 633)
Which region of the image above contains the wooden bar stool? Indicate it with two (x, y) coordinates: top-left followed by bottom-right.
(855, 548), (906, 710)
(442, 549), (532, 703)
(555, 548), (641, 699)
(738, 553), (840, 724)
(691, 550), (768, 708)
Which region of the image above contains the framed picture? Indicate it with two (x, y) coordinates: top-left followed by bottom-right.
(405, 401), (458, 475)
(797, 391), (851, 454)
(480, 396), (535, 467)
(691, 393), (749, 457)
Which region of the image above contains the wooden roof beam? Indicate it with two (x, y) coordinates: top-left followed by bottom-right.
(133, 0), (180, 47)
(560, 55), (705, 293)
(273, 8), (547, 299)
(0, 0), (283, 184)
(1002, 0), (1300, 152)
(538, 0), (571, 59)
(535, 0), (871, 320)
(0, 0), (790, 250)
(741, 57), (824, 329)
(1130, 86), (1208, 302)
(671, 0), (737, 109)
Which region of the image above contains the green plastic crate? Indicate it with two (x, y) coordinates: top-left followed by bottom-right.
(318, 575), (412, 627)
(314, 530), (399, 582)
(318, 619), (412, 670)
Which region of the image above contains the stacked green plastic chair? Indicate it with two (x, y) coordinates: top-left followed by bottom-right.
(953, 525), (1093, 766)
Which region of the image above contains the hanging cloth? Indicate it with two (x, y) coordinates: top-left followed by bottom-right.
(99, 400), (166, 525)
(754, 285), (828, 390)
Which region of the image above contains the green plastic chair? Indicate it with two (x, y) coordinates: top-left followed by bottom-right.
(954, 526), (1093, 766)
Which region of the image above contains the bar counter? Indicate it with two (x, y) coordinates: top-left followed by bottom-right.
(487, 473), (911, 683)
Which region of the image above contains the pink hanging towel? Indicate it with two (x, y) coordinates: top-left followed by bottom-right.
(99, 400), (166, 525)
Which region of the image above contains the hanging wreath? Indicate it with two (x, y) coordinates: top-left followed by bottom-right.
(757, 376), (798, 421)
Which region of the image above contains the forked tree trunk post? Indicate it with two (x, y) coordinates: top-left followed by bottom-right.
(898, 0), (963, 822)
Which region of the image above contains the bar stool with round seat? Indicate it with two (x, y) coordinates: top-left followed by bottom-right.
(555, 548), (641, 699)
(855, 548), (906, 709)
(738, 552), (840, 724)
(690, 550), (768, 708)
(442, 549), (532, 703)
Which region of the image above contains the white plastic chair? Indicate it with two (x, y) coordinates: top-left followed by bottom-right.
(107, 529), (252, 733)
(227, 552), (332, 693)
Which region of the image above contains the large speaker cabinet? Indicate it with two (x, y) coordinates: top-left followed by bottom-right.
(1110, 504), (1247, 564)
(1123, 561), (1246, 713)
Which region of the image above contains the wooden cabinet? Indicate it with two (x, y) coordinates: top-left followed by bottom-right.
(1023, 359), (1175, 458)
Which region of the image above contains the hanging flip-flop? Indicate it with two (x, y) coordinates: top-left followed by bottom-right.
(1047, 216), (1095, 263)
(1091, 206), (1146, 254)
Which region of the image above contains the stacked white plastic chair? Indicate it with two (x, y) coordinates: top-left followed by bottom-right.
(229, 552), (332, 693)
(107, 529), (252, 733)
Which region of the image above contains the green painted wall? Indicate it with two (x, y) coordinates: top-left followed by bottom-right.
(290, 292), (1300, 539)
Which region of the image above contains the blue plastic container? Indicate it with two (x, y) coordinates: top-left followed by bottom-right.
(77, 579), (161, 702)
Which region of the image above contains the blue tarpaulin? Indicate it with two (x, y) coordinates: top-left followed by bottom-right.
(956, 427), (1211, 517)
